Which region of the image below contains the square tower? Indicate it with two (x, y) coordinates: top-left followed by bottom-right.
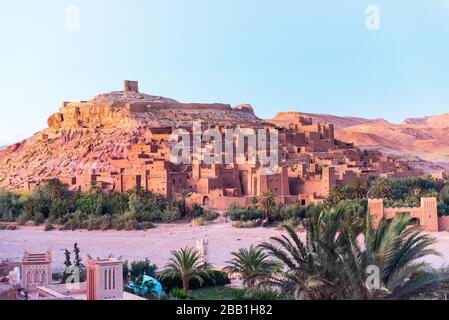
(21, 251), (52, 291)
(420, 197), (438, 232)
(123, 80), (139, 93)
(368, 198), (384, 228)
(86, 255), (123, 300)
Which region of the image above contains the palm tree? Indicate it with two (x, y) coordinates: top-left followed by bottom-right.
(259, 190), (278, 225)
(259, 206), (446, 300)
(258, 205), (354, 300)
(342, 213), (445, 299)
(326, 186), (344, 207)
(45, 179), (66, 199)
(249, 196), (259, 209)
(224, 246), (280, 290)
(161, 247), (207, 292)
(177, 189), (192, 217)
(368, 177), (392, 199)
(411, 188), (423, 207)
(350, 177), (367, 199)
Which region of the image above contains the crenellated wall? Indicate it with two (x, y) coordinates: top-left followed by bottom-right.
(368, 197), (439, 232)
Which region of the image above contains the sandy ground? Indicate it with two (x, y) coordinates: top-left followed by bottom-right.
(1, 221), (449, 273)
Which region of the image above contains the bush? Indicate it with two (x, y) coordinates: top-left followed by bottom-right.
(99, 215), (112, 230)
(44, 220), (54, 231)
(244, 289), (283, 300)
(203, 211), (219, 222)
(111, 215), (126, 230)
(0, 223), (17, 230)
(62, 211), (86, 230)
(141, 210), (162, 222)
(16, 214), (29, 226)
(33, 212), (45, 225)
(283, 217), (301, 228)
(227, 205), (264, 222)
(133, 221), (155, 230)
(192, 217), (205, 227)
(62, 220), (76, 231)
(0, 190), (25, 222)
(232, 220), (261, 228)
(191, 203), (218, 222)
(81, 215), (112, 231)
(111, 212), (138, 230)
(207, 270), (231, 287)
(129, 259), (158, 279)
(280, 204), (307, 221)
(159, 270), (230, 291)
(172, 287), (188, 300)
(161, 207), (181, 223)
(192, 204), (205, 218)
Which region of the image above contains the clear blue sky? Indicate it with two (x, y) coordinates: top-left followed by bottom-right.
(1, 0), (449, 145)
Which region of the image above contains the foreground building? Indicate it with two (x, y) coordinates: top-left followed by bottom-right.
(0, 251), (143, 300)
(37, 255), (143, 300)
(368, 197), (449, 232)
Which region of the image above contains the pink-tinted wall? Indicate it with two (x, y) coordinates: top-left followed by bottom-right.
(438, 216), (449, 232)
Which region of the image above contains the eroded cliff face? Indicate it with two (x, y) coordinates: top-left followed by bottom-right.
(0, 90), (261, 190)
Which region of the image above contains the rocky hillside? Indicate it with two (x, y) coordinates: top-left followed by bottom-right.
(304, 112), (449, 173)
(0, 89), (262, 190)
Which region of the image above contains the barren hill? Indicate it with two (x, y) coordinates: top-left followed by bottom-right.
(403, 113), (449, 128)
(301, 112), (389, 128)
(304, 113), (449, 173)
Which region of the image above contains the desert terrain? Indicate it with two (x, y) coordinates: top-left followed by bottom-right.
(303, 112), (449, 173)
(1, 221), (448, 273)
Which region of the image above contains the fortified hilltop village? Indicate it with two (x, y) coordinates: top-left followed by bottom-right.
(0, 81), (446, 231)
(0, 81), (418, 201)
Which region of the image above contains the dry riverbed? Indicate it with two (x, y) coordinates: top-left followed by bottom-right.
(1, 222), (448, 273)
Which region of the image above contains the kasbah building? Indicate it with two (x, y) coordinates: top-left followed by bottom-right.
(23, 81), (449, 233)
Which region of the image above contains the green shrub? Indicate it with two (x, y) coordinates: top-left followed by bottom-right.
(161, 206), (181, 223)
(80, 215), (112, 231)
(159, 270), (230, 291)
(280, 204), (307, 220)
(227, 205), (264, 222)
(203, 210), (219, 222)
(141, 210), (162, 222)
(44, 220), (54, 231)
(33, 212), (45, 225)
(191, 203), (218, 222)
(61, 211), (86, 230)
(133, 221), (155, 230)
(112, 215), (126, 230)
(129, 259), (158, 279)
(16, 214), (29, 226)
(207, 270), (231, 287)
(244, 289), (283, 300)
(124, 219), (135, 231)
(283, 217), (301, 228)
(192, 204), (205, 218)
(172, 287), (188, 300)
(111, 213), (139, 230)
(0, 223), (17, 230)
(192, 217), (205, 227)
(232, 220), (261, 228)
(99, 215), (112, 230)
